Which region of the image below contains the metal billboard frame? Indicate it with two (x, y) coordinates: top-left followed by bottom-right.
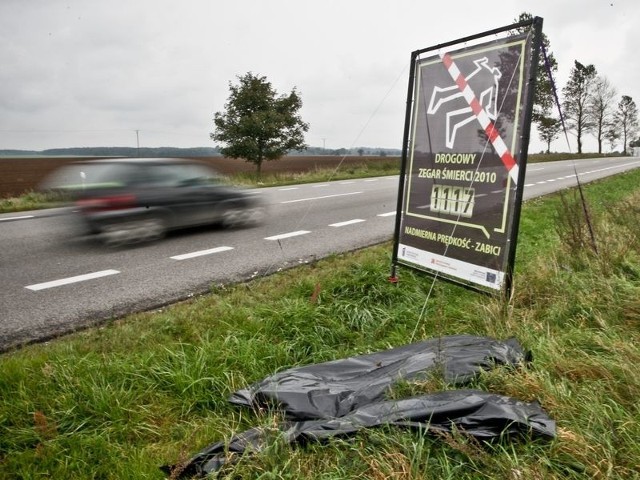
(390, 17), (543, 297)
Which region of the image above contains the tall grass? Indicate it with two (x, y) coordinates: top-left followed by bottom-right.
(0, 190), (71, 213)
(1, 170), (640, 478)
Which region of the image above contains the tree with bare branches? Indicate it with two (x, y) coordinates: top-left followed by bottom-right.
(562, 61), (597, 153)
(588, 76), (617, 154)
(613, 95), (639, 155)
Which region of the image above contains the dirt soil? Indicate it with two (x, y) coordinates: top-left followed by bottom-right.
(0, 156), (397, 197)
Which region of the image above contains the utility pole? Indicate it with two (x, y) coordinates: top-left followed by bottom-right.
(135, 129), (140, 157)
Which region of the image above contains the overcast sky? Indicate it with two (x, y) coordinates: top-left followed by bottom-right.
(1, 0), (637, 153)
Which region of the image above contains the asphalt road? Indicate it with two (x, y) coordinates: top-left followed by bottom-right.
(1, 156), (639, 351)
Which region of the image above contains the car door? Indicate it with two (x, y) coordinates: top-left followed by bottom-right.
(164, 163), (228, 227)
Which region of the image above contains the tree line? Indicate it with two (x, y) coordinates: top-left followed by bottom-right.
(515, 13), (639, 155)
(0, 145), (399, 158)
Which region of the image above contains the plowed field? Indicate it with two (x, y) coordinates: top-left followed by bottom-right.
(0, 155), (397, 197)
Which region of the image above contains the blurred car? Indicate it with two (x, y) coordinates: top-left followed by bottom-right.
(43, 158), (266, 246)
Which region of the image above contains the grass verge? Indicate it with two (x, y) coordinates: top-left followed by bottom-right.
(1, 170), (639, 479)
(0, 190), (71, 214)
(225, 159), (401, 187)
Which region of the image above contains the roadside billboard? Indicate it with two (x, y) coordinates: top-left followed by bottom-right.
(391, 19), (542, 293)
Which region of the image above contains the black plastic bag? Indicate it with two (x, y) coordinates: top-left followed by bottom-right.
(167, 390), (555, 478)
(162, 336), (554, 477)
(230, 335), (530, 420)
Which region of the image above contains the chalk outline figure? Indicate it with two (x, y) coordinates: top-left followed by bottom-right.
(427, 57), (502, 149)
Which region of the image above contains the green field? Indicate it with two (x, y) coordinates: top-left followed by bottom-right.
(1, 169), (639, 479)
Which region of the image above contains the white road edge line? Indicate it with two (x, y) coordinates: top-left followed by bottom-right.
(25, 269), (120, 291)
(329, 219), (365, 227)
(171, 246), (234, 260)
(277, 187), (299, 191)
(264, 230), (311, 240)
(280, 191), (363, 204)
(377, 211), (396, 217)
(0, 215), (35, 222)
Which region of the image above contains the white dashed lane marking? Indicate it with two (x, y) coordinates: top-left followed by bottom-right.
(280, 191), (362, 204)
(264, 230), (311, 241)
(25, 270), (120, 291)
(171, 246), (234, 260)
(329, 219), (365, 227)
(0, 215), (34, 222)
(24, 206), (399, 292)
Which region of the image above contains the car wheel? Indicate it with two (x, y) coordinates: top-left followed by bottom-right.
(222, 206), (265, 228)
(101, 223), (131, 247)
(101, 216), (166, 246)
(138, 216), (166, 242)
(221, 207), (244, 228)
(246, 206), (266, 225)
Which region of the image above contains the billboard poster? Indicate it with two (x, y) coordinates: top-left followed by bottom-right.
(395, 31), (535, 291)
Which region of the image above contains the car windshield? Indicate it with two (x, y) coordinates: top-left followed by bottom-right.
(41, 163), (134, 190)
(144, 163), (221, 187)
